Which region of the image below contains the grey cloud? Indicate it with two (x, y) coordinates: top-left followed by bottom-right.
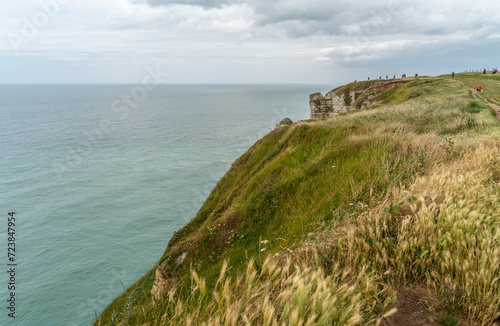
(252, 1), (344, 25)
(133, 0), (240, 8)
(137, 0), (416, 38)
(250, 1), (398, 38)
(134, 0), (500, 40)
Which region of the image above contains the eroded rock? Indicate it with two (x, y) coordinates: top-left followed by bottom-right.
(151, 268), (169, 304)
(275, 118), (293, 128)
(176, 252), (187, 265)
(310, 91), (360, 119)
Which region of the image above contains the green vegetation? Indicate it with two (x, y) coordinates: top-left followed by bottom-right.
(95, 74), (500, 325)
(455, 72), (500, 104)
(437, 314), (459, 326)
(331, 78), (411, 109)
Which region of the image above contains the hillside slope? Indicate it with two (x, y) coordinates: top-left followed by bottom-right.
(95, 74), (500, 326)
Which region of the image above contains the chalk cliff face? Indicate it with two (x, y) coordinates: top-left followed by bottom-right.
(310, 80), (407, 119)
(310, 91), (358, 119)
(310, 90), (377, 119)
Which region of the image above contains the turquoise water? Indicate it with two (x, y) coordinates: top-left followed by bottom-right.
(0, 84), (334, 326)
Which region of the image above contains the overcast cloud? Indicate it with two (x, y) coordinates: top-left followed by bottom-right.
(0, 0), (499, 83)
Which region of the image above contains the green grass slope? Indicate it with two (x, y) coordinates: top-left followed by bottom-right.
(454, 72), (500, 104)
(95, 74), (500, 326)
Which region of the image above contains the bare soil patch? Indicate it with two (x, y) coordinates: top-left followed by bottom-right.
(379, 287), (437, 326)
(379, 287), (480, 326)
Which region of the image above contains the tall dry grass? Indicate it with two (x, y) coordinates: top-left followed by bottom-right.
(296, 141), (500, 325)
(153, 141), (500, 325)
(156, 256), (394, 326)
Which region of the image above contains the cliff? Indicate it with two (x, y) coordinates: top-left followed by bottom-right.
(310, 79), (409, 119)
(309, 90), (360, 119)
(95, 73), (500, 326)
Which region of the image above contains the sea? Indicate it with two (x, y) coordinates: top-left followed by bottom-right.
(0, 83), (335, 326)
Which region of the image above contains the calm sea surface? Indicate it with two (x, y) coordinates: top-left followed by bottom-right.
(0, 84), (335, 326)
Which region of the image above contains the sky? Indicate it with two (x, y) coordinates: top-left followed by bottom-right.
(0, 0), (499, 84)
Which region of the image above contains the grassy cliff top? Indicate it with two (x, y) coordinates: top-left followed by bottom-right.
(95, 73), (500, 326)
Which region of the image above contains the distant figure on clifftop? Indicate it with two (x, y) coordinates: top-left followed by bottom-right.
(484, 69), (487, 74)
(452, 72), (455, 78)
(476, 84), (482, 94)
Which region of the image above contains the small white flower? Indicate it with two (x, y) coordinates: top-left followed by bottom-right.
(260, 248), (266, 252)
(307, 233), (313, 237)
(260, 240), (268, 244)
(332, 166), (336, 168)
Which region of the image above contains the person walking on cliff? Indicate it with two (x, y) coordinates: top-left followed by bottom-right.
(452, 72), (455, 78)
(476, 83), (482, 95)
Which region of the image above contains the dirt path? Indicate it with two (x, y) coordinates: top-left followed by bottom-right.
(456, 79), (500, 120)
(379, 287), (481, 326)
(379, 288), (437, 326)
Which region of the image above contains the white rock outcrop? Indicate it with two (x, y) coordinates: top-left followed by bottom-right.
(309, 91), (360, 119)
